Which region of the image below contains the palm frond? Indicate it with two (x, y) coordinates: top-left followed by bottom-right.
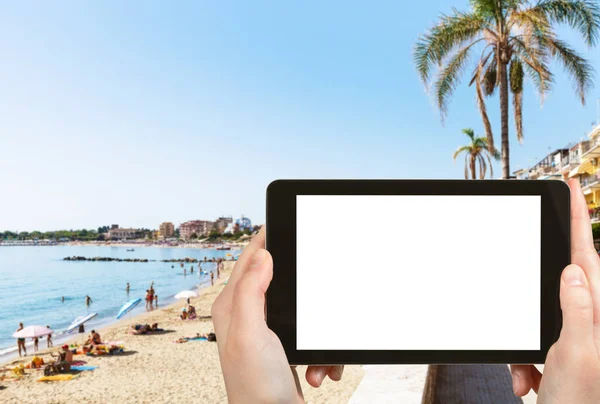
(544, 37), (594, 104)
(510, 59), (524, 142)
(453, 145), (473, 160)
(474, 62), (495, 152)
(510, 37), (554, 101)
(534, 0), (600, 46)
(484, 150), (495, 178)
(434, 42), (478, 118)
(414, 11), (487, 85)
(478, 154), (488, 179)
(462, 128), (476, 139)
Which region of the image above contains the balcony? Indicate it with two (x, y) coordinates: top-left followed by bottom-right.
(582, 138), (600, 161)
(581, 172), (600, 191)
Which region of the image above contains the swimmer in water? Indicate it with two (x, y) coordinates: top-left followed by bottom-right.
(126, 283), (130, 293)
(61, 296), (65, 303)
(85, 295), (93, 306)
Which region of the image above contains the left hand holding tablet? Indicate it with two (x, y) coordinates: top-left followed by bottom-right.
(212, 227), (343, 403)
(511, 179), (600, 403)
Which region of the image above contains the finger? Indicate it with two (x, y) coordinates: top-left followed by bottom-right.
(229, 249), (273, 334)
(568, 179), (600, 344)
(559, 264), (594, 345)
(222, 227), (266, 300)
(212, 228), (266, 336)
(510, 364), (534, 397)
(306, 366), (330, 387)
(327, 365), (344, 382)
(530, 366), (542, 394)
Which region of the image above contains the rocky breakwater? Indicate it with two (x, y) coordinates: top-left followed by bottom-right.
(63, 256), (150, 262)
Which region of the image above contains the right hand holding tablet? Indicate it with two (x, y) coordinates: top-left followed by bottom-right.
(511, 179), (600, 402)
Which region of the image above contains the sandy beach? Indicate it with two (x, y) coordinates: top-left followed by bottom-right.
(0, 262), (364, 404)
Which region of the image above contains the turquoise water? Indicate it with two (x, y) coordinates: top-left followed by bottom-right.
(0, 245), (236, 357)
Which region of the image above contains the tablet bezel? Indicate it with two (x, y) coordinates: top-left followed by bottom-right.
(266, 180), (570, 364)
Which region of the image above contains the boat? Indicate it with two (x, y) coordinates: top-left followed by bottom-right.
(216, 246), (231, 250)
(126, 249), (135, 252)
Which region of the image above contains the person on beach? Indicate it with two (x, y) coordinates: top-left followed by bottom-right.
(212, 181), (600, 403)
(15, 323), (26, 357)
(180, 308), (188, 320)
(49, 344), (73, 373)
(210, 272), (214, 286)
(86, 330), (101, 345)
(46, 325), (53, 348)
(32, 337), (39, 353)
(145, 290), (151, 309)
(78, 324), (85, 334)
(154, 294), (158, 307)
(184, 267), (187, 276)
(126, 282), (130, 293)
(217, 260), (221, 279)
(85, 295), (93, 306)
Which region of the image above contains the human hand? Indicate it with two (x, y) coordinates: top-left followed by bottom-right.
(212, 227), (343, 403)
(511, 179), (600, 402)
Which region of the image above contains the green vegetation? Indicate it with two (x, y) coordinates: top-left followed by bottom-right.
(0, 229), (104, 241)
(414, 0), (600, 178)
(593, 223), (600, 240)
(453, 128), (500, 179)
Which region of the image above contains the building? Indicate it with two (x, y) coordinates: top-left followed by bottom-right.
(519, 124), (600, 223)
(215, 217), (233, 232)
(224, 216), (253, 233)
(159, 222), (175, 238)
(107, 228), (143, 240)
(179, 220), (215, 240)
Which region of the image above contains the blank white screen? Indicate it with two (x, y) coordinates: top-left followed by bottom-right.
(296, 195), (541, 350)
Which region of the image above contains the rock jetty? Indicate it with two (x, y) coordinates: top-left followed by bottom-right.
(63, 256), (149, 262)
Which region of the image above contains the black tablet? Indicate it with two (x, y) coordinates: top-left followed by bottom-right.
(265, 180), (570, 364)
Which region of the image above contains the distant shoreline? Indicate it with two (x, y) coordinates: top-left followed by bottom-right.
(0, 241), (249, 250)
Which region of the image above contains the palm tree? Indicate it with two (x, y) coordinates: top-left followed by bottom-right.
(454, 128), (501, 178)
(414, 0), (600, 179)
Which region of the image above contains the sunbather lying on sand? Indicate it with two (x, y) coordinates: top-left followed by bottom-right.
(129, 323), (163, 335)
(174, 332), (217, 343)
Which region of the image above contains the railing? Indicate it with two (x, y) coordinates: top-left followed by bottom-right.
(581, 172), (600, 188)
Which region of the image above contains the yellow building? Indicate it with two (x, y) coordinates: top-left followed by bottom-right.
(569, 125), (600, 222)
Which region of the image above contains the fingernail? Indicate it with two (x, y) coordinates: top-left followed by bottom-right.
(249, 249), (266, 270)
(563, 265), (586, 286)
(512, 372), (521, 394)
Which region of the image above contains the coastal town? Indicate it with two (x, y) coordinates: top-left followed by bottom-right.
(0, 215), (259, 247)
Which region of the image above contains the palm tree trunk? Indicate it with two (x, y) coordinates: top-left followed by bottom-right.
(498, 61), (510, 179)
(470, 155), (476, 180)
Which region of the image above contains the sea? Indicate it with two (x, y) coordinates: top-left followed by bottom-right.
(0, 245), (237, 360)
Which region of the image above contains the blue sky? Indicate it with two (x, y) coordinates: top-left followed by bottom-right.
(1, 1), (599, 231)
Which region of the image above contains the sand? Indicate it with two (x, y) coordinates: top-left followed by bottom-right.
(0, 262), (364, 404)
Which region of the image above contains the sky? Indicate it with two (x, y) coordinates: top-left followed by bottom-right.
(1, 1), (599, 231)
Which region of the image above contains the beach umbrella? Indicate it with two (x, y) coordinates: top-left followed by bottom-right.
(12, 325), (53, 339)
(174, 290), (198, 299)
(66, 313), (98, 333)
(116, 298), (142, 319)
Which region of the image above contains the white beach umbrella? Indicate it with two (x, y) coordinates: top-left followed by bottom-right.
(174, 290), (198, 299)
(12, 325), (53, 339)
(67, 313), (98, 333)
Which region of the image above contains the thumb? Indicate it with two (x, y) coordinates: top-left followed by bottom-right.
(230, 249), (273, 333)
(558, 264), (594, 345)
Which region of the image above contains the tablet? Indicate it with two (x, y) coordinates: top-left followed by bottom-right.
(266, 180), (570, 364)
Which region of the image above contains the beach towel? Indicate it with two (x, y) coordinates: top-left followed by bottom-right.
(37, 374), (76, 382)
(71, 366), (98, 371)
(71, 361), (87, 366)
